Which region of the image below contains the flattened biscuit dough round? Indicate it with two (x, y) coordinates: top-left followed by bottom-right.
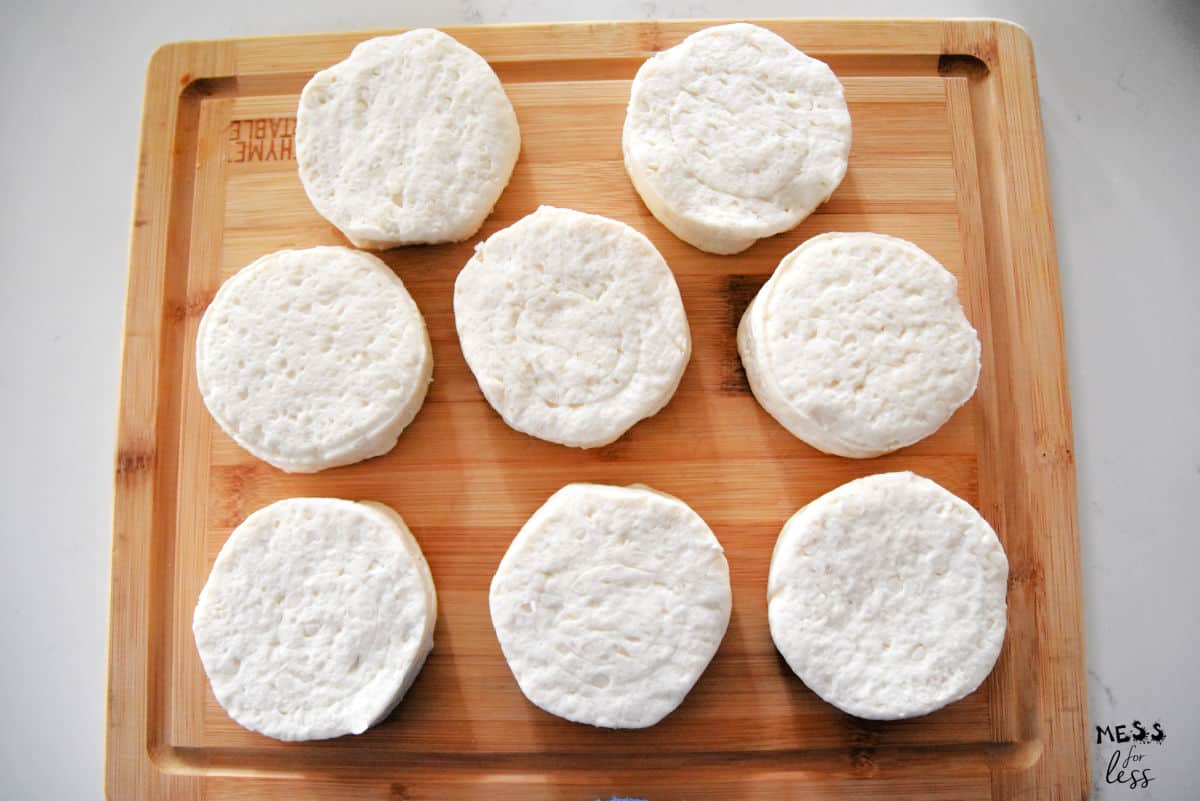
(192, 498), (437, 741)
(738, 232), (981, 457)
(454, 206), (691, 448)
(490, 483), (732, 728)
(768, 472), (1008, 720)
(296, 29), (520, 248)
(623, 23), (851, 254)
(196, 246), (432, 473)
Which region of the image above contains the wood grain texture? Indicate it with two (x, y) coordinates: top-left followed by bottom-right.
(107, 18), (1086, 801)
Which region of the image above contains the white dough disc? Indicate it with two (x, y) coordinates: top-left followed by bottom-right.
(192, 498), (437, 741)
(738, 232), (981, 457)
(622, 23), (851, 254)
(196, 246), (432, 473)
(454, 206), (691, 448)
(767, 472), (1008, 720)
(296, 28), (521, 248)
(489, 483), (732, 728)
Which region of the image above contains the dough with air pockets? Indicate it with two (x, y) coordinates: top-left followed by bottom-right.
(738, 232), (981, 457)
(192, 498), (437, 741)
(622, 23), (851, 254)
(296, 28), (521, 249)
(454, 206), (691, 448)
(489, 483), (731, 728)
(768, 472), (1008, 720)
(195, 246), (432, 473)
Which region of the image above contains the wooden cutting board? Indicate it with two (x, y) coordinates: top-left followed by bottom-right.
(107, 18), (1087, 801)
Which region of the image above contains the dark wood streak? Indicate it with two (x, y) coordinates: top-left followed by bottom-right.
(847, 719), (883, 776)
(1007, 562), (1045, 591)
(213, 462), (262, 527)
(720, 275), (766, 394)
(847, 719), (884, 749)
(641, 21), (665, 53)
(170, 290), (216, 323)
(115, 447), (155, 481)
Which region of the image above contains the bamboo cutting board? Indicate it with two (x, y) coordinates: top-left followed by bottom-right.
(107, 18), (1087, 801)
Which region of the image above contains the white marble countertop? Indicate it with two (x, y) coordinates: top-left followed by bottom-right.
(1, 1), (1196, 798)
